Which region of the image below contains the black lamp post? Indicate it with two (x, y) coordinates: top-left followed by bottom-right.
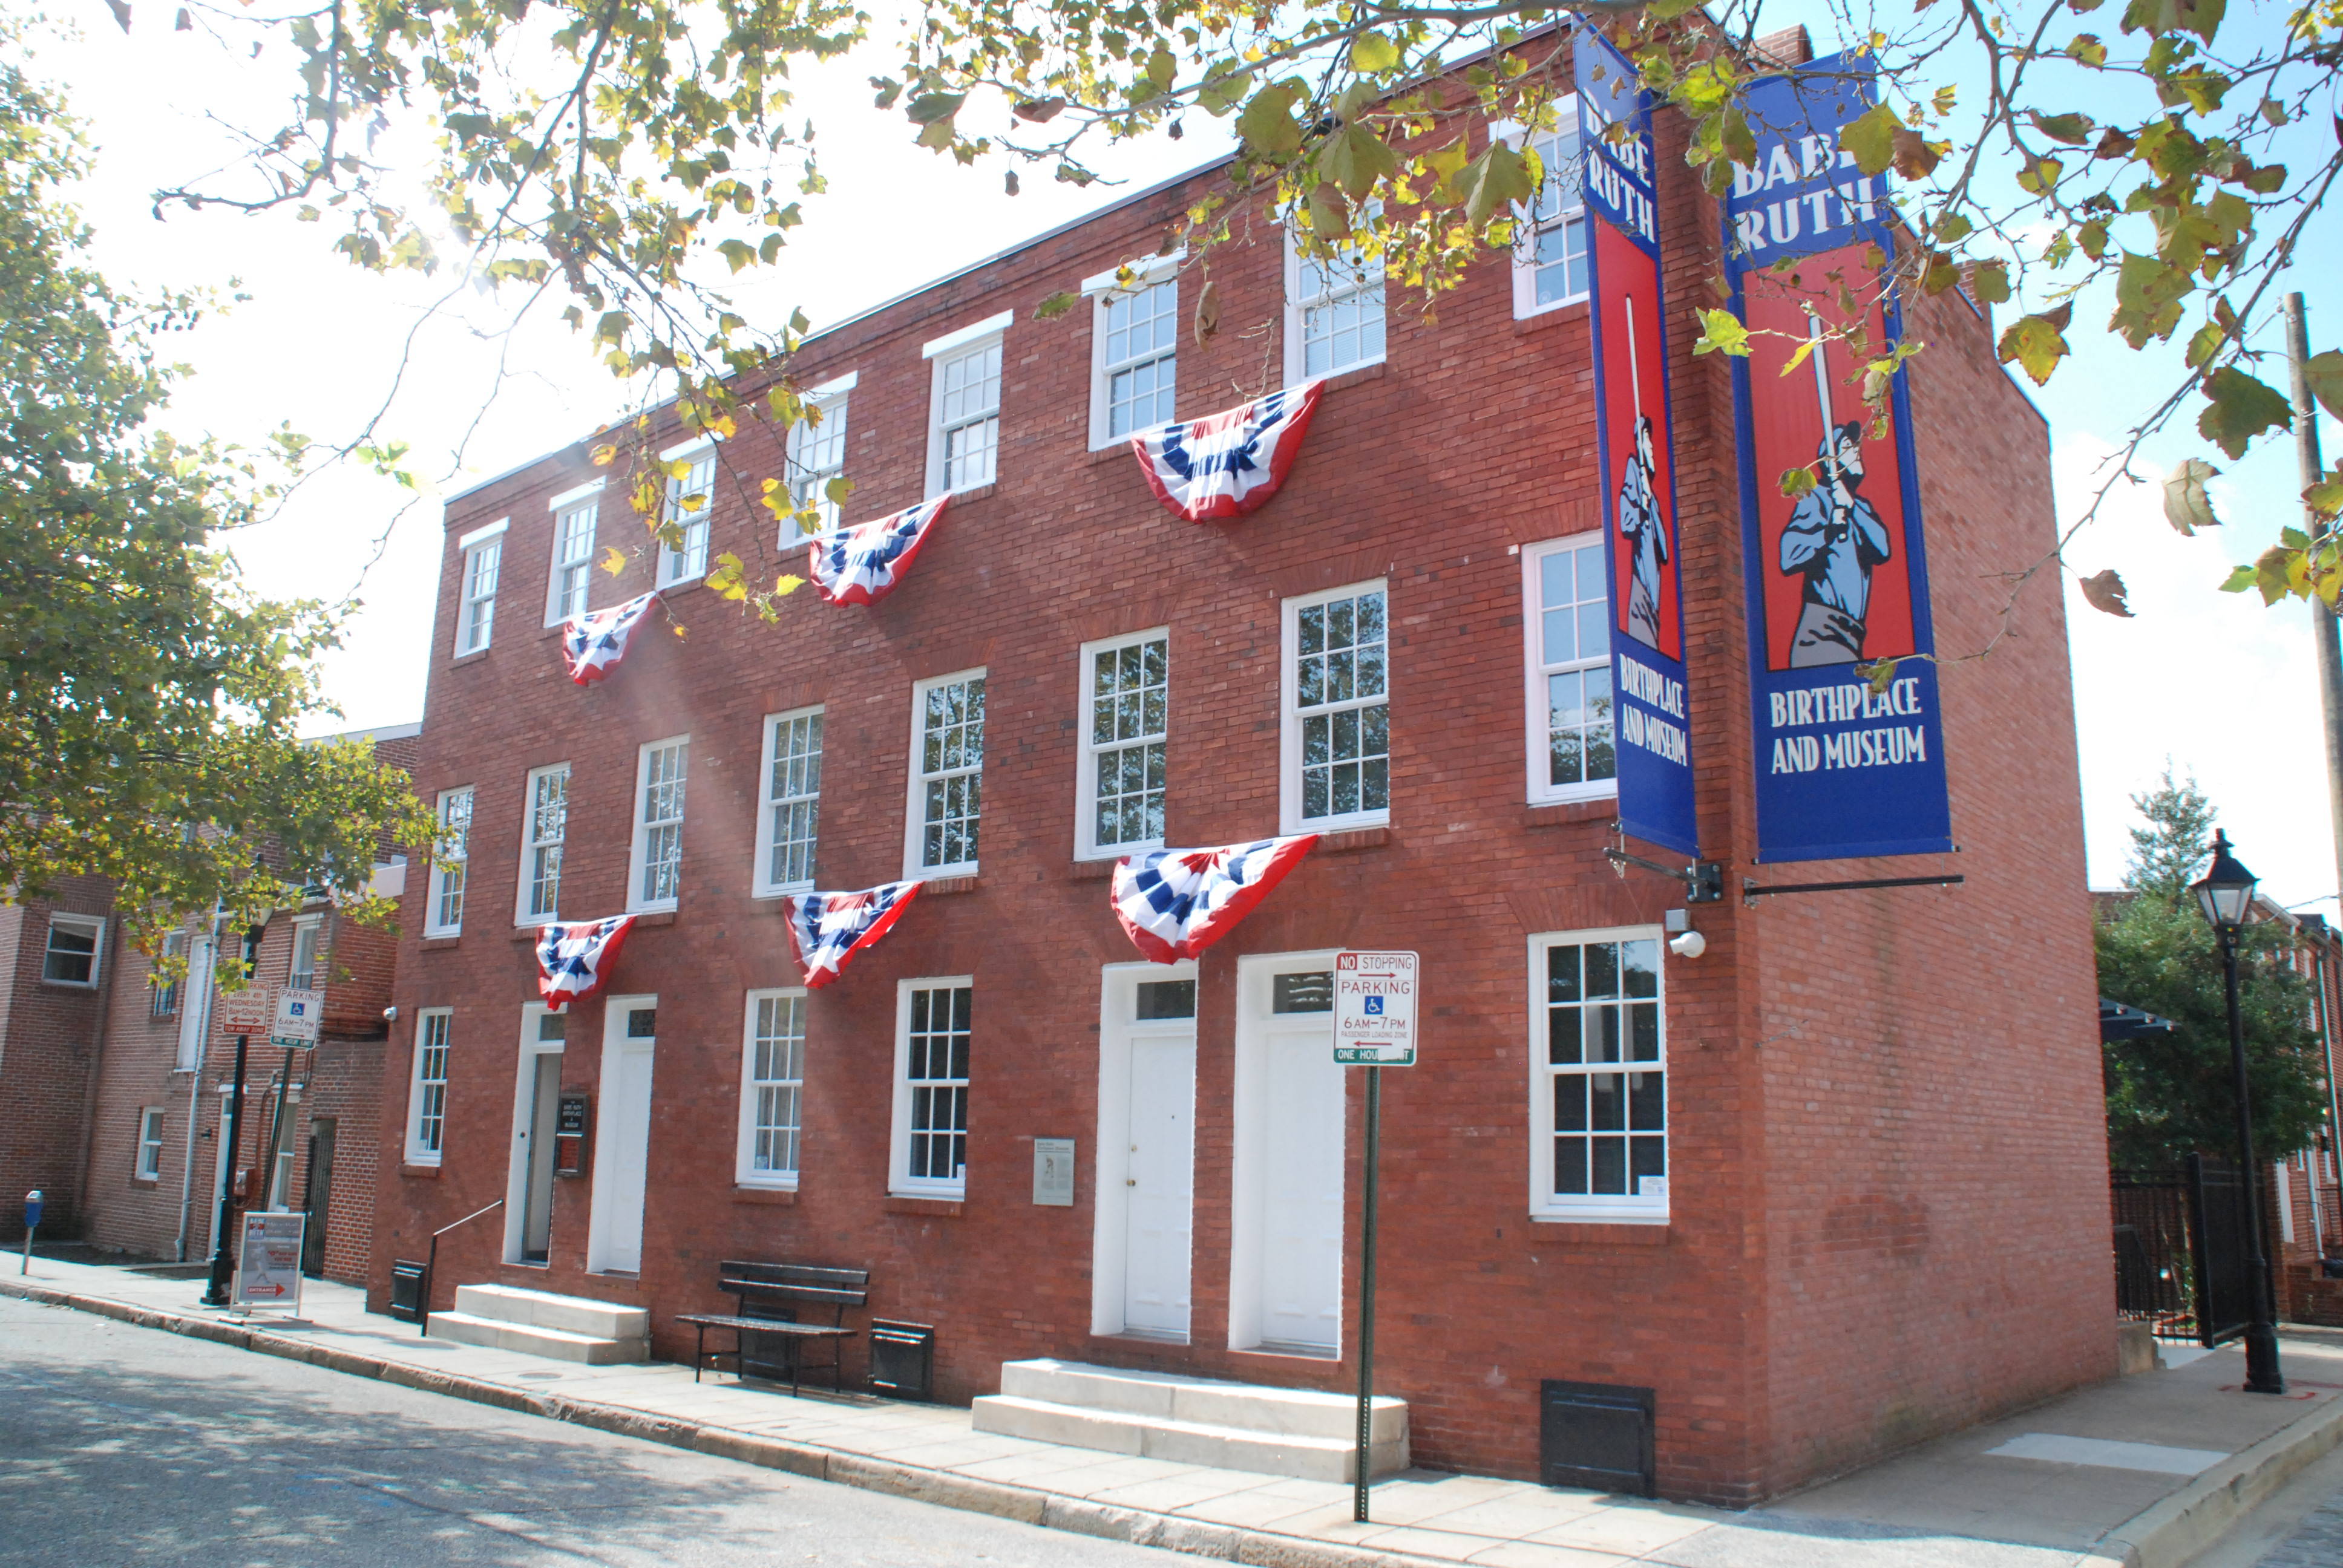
(2192, 829), (2286, 1394)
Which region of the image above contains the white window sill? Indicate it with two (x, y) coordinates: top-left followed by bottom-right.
(422, 927), (462, 941)
(41, 979), (99, 991)
(736, 1176), (800, 1193)
(404, 1154), (444, 1169)
(889, 1186), (967, 1203)
(752, 884), (814, 902)
(1305, 351), (1386, 382)
(1077, 843), (1159, 864)
(1529, 784), (1620, 809)
(911, 862), (978, 882)
(1530, 1210), (1669, 1226)
(1515, 292), (1591, 323)
(627, 900), (680, 917)
(1294, 810), (1390, 837)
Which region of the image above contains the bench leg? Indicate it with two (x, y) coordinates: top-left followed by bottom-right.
(694, 1323), (705, 1384)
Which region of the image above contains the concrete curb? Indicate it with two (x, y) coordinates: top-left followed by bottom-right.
(2090, 1383), (2343, 1568)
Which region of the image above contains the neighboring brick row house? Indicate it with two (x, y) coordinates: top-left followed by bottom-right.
(373, 29), (2106, 1504)
(0, 874), (120, 1242)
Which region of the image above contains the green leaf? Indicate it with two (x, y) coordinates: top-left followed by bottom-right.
(2304, 350), (2343, 421)
(2218, 563), (2256, 593)
(1033, 290), (1080, 321)
(905, 92), (966, 125)
(1455, 139), (1535, 229)
(1839, 102), (1899, 176)
(1236, 82), (1303, 156)
(1319, 119), (1398, 200)
(1996, 306), (2073, 384)
(2196, 365), (2292, 459)
(2029, 110), (2096, 144)
(1349, 32), (1401, 73)
(1692, 307), (1751, 358)
(1969, 260), (2012, 304)
(716, 238), (755, 273)
(2161, 456), (2220, 534)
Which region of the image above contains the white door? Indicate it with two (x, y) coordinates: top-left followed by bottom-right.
(589, 998), (657, 1275)
(1124, 1032), (1196, 1335)
(1231, 956), (1345, 1356)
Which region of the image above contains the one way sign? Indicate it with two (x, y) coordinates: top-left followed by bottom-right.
(1333, 950), (1418, 1067)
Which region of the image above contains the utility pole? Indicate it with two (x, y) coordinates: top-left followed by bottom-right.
(2284, 293), (2343, 912)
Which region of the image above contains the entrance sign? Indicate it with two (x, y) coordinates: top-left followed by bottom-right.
(271, 988), (323, 1049)
(1576, 28), (1697, 858)
(1725, 53), (1953, 861)
(233, 1211), (306, 1314)
(218, 988), (274, 1035)
(1334, 950), (1418, 1066)
(1032, 1137), (1075, 1206)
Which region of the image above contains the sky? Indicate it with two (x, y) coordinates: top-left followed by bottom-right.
(24, 1), (2343, 910)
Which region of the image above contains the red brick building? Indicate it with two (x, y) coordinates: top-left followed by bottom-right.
(0, 875), (118, 1244)
(370, 40), (2106, 1503)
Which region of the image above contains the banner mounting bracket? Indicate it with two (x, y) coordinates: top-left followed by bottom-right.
(1604, 825), (1724, 903)
(1742, 874), (1965, 907)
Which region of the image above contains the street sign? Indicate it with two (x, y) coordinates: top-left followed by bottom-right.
(270, 988), (323, 1049)
(1334, 950), (1419, 1066)
(232, 1211), (306, 1315)
(217, 988), (275, 1035)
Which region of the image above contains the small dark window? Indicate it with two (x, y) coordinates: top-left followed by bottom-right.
(626, 1008), (657, 1037)
(538, 1012), (568, 1042)
(1136, 980), (1196, 1021)
(1272, 971), (1332, 1014)
(43, 918), (100, 985)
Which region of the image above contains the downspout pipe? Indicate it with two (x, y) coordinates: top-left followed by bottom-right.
(172, 909), (226, 1262)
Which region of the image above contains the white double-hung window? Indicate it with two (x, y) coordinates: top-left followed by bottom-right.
(426, 787), (474, 938)
(630, 736), (689, 912)
(892, 978), (972, 1198)
(737, 989), (808, 1189)
(753, 708), (824, 897)
(519, 763), (570, 923)
(1524, 535), (1617, 803)
(784, 374), (854, 535)
(1284, 226), (1386, 382)
(1281, 581), (1390, 833)
(1076, 630), (1168, 860)
(136, 1108), (166, 1180)
(906, 671), (985, 878)
(546, 482), (603, 623)
(288, 916), (323, 991)
(407, 1008), (453, 1166)
(658, 440), (716, 586)
(454, 520), (507, 655)
(1529, 929), (1666, 1223)
(42, 915), (102, 986)
(923, 311), (1010, 497)
(1084, 256), (1180, 449)
(1504, 109), (1590, 317)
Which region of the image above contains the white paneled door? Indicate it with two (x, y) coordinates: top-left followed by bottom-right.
(1231, 956), (1345, 1356)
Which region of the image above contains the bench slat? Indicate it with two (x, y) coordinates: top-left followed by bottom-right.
(677, 1313), (855, 1336)
(720, 1282), (867, 1306)
(719, 1261), (869, 1289)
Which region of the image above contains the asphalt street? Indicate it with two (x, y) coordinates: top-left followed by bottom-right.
(0, 1295), (1179, 1567)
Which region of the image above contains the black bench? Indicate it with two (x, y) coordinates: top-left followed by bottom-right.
(677, 1261), (870, 1395)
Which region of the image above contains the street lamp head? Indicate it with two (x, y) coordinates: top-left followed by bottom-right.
(2192, 829), (2259, 933)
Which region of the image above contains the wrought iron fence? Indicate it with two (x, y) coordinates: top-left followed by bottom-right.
(2188, 1154), (2252, 1347)
(2112, 1170), (2198, 1343)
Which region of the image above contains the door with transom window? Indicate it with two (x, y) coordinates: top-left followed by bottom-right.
(1092, 962), (1197, 1341)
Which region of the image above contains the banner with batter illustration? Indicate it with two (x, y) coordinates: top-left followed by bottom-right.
(1725, 51), (1953, 863)
(1576, 27), (1697, 858)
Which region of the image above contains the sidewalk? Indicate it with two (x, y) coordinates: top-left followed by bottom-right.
(5, 1254), (2340, 1568)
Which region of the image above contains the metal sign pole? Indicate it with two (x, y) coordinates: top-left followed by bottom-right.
(1354, 1063), (1381, 1523)
(199, 1033), (252, 1308)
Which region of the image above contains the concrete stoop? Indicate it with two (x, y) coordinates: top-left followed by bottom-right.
(425, 1282), (648, 1365)
(972, 1358), (1407, 1482)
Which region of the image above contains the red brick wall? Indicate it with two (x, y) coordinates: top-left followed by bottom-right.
(371, 59), (2103, 1504)
(0, 881), (115, 1240)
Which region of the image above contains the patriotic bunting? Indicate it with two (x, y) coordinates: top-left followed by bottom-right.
(1132, 381), (1323, 523)
(1109, 836), (1317, 964)
(562, 592), (660, 685)
(534, 915), (638, 1012)
(787, 881), (923, 988)
(805, 497), (950, 606)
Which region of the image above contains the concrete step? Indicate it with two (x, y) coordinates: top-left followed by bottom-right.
(449, 1282), (649, 1341)
(971, 1393), (1407, 1482)
(425, 1310), (648, 1365)
(997, 1358), (1407, 1444)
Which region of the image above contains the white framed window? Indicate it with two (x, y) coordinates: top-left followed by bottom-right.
(406, 1008), (452, 1165)
(42, 914), (102, 987)
(1076, 630), (1168, 860)
(736, 988), (808, 1189)
(1283, 224), (1386, 384)
(1502, 109), (1590, 318)
(1529, 929), (1666, 1223)
(150, 929), (186, 1018)
(426, 787), (474, 938)
(288, 916), (323, 991)
(629, 736), (689, 912)
(1523, 535), (1617, 804)
(454, 520), (506, 656)
(923, 311), (1011, 497)
(785, 374), (854, 536)
(753, 708), (824, 897)
(906, 670), (985, 878)
(892, 978), (972, 1198)
(1280, 581), (1390, 834)
(658, 442), (716, 586)
(136, 1107), (166, 1180)
(517, 763), (569, 925)
(1088, 273), (1178, 449)
(546, 482), (603, 624)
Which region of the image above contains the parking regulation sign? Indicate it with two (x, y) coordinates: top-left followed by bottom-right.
(1334, 950), (1418, 1066)
(270, 988), (323, 1050)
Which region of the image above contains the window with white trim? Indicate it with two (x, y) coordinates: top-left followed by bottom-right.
(1523, 535), (1617, 803)
(1285, 226), (1385, 382)
(630, 736), (689, 911)
(908, 671), (984, 877)
(288, 916), (323, 991)
(893, 979), (971, 1197)
(519, 763), (569, 923)
(456, 524), (505, 655)
(548, 488), (600, 623)
(738, 989), (807, 1187)
(1281, 582), (1390, 833)
(753, 708), (823, 896)
(1076, 630), (1168, 860)
(43, 914), (102, 986)
(1094, 280), (1178, 445)
(785, 379), (852, 535)
(1529, 930), (1666, 1222)
(151, 929), (186, 1018)
(1507, 111), (1590, 317)
(137, 1107), (166, 1180)
(407, 1008), (452, 1165)
(660, 446), (716, 586)
(426, 788), (473, 937)
(924, 313), (1009, 497)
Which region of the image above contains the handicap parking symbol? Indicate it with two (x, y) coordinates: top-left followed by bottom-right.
(1363, 995), (1384, 1016)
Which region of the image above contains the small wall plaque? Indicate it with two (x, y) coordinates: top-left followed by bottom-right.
(1032, 1137), (1075, 1206)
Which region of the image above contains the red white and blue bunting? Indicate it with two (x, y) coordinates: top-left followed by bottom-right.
(1109, 836), (1318, 963)
(535, 915), (638, 1012)
(787, 881), (923, 988)
(804, 497), (951, 607)
(1132, 381), (1323, 523)
(562, 592), (660, 685)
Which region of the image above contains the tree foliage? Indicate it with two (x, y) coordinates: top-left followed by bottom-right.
(0, 42), (431, 972)
(2096, 770), (2329, 1169)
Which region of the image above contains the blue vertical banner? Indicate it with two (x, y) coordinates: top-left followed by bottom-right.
(1725, 54), (1953, 862)
(1576, 28), (1697, 858)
